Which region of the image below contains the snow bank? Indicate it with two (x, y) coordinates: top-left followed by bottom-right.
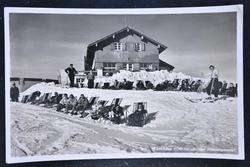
(20, 83), (236, 129)
(94, 70), (206, 87)
(11, 89), (237, 156)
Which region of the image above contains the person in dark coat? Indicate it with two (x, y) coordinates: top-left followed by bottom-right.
(27, 91), (41, 103)
(111, 105), (124, 124)
(206, 65), (220, 99)
(171, 79), (180, 90)
(10, 83), (19, 102)
(136, 80), (146, 90)
(226, 83), (236, 97)
(145, 81), (154, 89)
(44, 92), (61, 107)
(110, 79), (120, 89)
(87, 70), (95, 88)
(56, 94), (68, 112)
(128, 103), (147, 127)
(220, 81), (227, 95)
(72, 94), (89, 115)
(192, 80), (202, 92)
(65, 64), (78, 87)
(180, 79), (188, 92)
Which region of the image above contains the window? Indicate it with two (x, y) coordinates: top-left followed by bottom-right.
(122, 63), (127, 69)
(122, 63), (133, 70)
(135, 43), (145, 51)
(140, 63), (152, 70)
(112, 42), (126, 51)
(103, 62), (116, 71)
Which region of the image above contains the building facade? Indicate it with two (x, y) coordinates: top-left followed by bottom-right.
(85, 27), (174, 74)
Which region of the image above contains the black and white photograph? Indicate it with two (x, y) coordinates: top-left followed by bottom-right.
(4, 5), (244, 163)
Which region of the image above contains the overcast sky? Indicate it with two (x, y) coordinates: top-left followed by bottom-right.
(9, 12), (237, 82)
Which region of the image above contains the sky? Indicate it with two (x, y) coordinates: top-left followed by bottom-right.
(9, 12), (237, 82)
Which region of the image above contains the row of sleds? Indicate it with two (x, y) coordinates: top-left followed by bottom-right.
(20, 92), (158, 127)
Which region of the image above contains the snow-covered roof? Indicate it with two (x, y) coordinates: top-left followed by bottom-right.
(88, 26), (167, 51)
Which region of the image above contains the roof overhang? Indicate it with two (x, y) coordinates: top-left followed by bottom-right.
(87, 26), (167, 53)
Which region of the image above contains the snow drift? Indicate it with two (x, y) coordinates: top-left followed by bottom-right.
(95, 70), (206, 87)
(12, 82), (238, 156)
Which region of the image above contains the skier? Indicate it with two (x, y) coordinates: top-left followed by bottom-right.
(206, 65), (220, 99)
(65, 64), (78, 87)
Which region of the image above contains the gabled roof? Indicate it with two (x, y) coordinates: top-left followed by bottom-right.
(88, 26), (167, 51)
(159, 59), (175, 71)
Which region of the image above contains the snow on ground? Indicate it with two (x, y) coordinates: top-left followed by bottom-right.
(11, 83), (238, 157)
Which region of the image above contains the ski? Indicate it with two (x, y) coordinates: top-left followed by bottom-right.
(185, 96), (233, 103)
(184, 97), (203, 103)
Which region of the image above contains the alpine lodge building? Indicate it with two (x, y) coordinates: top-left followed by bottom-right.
(85, 27), (174, 74)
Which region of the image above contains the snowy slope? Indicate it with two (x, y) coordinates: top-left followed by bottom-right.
(11, 83), (238, 157)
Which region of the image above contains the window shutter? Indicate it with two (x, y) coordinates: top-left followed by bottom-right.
(123, 43), (127, 51)
(141, 43), (145, 51)
(111, 43), (115, 50)
(135, 43), (139, 51)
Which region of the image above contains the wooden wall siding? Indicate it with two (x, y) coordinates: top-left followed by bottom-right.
(94, 35), (159, 64)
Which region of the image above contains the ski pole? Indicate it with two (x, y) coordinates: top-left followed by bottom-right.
(210, 78), (215, 96)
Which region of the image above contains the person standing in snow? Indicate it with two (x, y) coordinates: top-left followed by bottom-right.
(10, 83), (19, 102)
(220, 81), (228, 95)
(87, 70), (95, 88)
(65, 64), (78, 87)
(206, 65), (220, 99)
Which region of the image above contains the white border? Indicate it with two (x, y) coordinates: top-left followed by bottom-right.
(4, 5), (244, 164)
